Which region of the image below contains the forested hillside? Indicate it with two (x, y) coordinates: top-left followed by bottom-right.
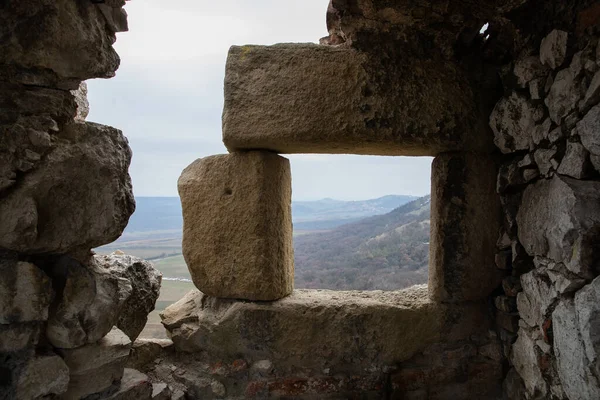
(294, 196), (431, 290)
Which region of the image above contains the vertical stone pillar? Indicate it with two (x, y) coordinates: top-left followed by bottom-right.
(429, 152), (503, 302)
(178, 151), (294, 301)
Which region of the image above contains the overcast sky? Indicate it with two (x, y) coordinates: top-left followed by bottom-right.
(87, 0), (432, 201)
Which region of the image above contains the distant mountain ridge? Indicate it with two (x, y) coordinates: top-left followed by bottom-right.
(121, 195), (419, 237)
(294, 195), (431, 291)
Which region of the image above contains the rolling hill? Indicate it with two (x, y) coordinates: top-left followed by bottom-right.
(294, 195), (431, 291)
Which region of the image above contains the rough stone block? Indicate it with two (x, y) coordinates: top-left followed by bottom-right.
(511, 329), (548, 398)
(0, 0), (124, 87)
(545, 68), (581, 124)
(104, 368), (153, 400)
(58, 327), (132, 400)
(0, 121), (135, 255)
(178, 151), (293, 301)
(16, 353), (70, 399)
(517, 176), (600, 278)
(46, 256), (132, 349)
(0, 323), (40, 353)
(98, 253), (162, 341)
(429, 152), (503, 302)
(223, 44), (493, 156)
(161, 287), (490, 369)
(558, 141), (590, 179)
(553, 297), (600, 400)
(578, 104), (600, 158)
(0, 257), (53, 325)
(540, 30), (569, 69)
(490, 93), (538, 153)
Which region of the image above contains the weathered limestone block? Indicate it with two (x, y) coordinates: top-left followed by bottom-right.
(15, 353), (70, 399)
(152, 383), (172, 400)
(517, 176), (600, 278)
(429, 152), (503, 302)
(540, 30), (569, 69)
(104, 369), (153, 400)
(0, 121), (135, 254)
(558, 141), (590, 179)
(223, 44), (492, 156)
(553, 298), (600, 400)
(514, 56), (548, 88)
(160, 287), (491, 370)
(58, 327), (132, 400)
(517, 268), (558, 328)
(578, 104), (600, 159)
(0, 323), (40, 353)
(490, 92), (537, 153)
(581, 70), (600, 111)
(0, 0), (124, 87)
(545, 68), (582, 124)
(127, 339), (173, 371)
(46, 256), (132, 349)
(178, 151), (293, 301)
(97, 253), (162, 341)
(534, 147), (557, 176)
(575, 276), (600, 372)
(0, 257), (52, 325)
(0, 85), (78, 192)
(511, 328), (548, 397)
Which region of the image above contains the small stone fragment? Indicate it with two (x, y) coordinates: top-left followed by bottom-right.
(578, 104), (600, 157)
(517, 269), (558, 328)
(503, 276), (522, 297)
(585, 60), (598, 73)
(514, 56), (548, 87)
(557, 141), (589, 179)
(581, 70), (600, 111)
(529, 78), (545, 100)
(495, 250), (512, 270)
(531, 118), (552, 146)
(70, 82), (89, 121)
(522, 169), (540, 183)
(548, 126), (563, 143)
(105, 368), (152, 400)
(570, 51), (584, 78)
(495, 296), (517, 313)
(152, 383), (171, 400)
(533, 147), (557, 176)
(540, 30), (569, 69)
(511, 329), (547, 396)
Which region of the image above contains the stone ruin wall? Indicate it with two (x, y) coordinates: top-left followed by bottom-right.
(0, 1), (163, 399)
(489, 3), (600, 399)
(0, 0), (600, 399)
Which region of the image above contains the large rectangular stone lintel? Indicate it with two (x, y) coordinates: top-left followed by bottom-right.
(223, 44), (493, 156)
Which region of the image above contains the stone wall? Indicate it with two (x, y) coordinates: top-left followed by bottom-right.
(0, 1), (162, 399)
(488, 3), (600, 398)
(2, 0), (600, 399)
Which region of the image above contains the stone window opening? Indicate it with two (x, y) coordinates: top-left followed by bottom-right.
(287, 154), (433, 292)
